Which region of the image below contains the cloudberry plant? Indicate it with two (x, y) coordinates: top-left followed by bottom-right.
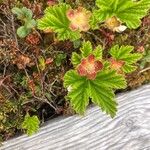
(91, 0), (150, 30)
(37, 4), (93, 41)
(37, 4), (81, 41)
(64, 41), (142, 117)
(37, 1), (150, 40)
(12, 1), (149, 120)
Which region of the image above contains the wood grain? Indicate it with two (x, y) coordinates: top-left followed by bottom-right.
(1, 84), (150, 150)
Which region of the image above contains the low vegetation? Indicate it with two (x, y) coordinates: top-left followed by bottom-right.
(0, 0), (150, 141)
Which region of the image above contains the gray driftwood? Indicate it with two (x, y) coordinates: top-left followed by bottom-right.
(1, 84), (150, 150)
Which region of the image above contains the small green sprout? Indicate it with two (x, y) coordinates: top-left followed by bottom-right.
(12, 7), (36, 38)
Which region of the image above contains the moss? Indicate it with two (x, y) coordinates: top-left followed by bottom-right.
(0, 96), (23, 141)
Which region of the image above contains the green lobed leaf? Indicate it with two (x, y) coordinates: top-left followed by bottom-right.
(121, 53), (143, 64)
(95, 69), (127, 89)
(64, 68), (126, 117)
(110, 45), (134, 59)
(90, 13), (100, 29)
(89, 83), (117, 118)
(93, 0), (150, 29)
(71, 52), (82, 67)
(22, 113), (40, 136)
(89, 69), (126, 117)
(109, 45), (142, 73)
(64, 70), (85, 89)
(64, 70), (89, 114)
(67, 81), (89, 114)
(122, 64), (137, 73)
(116, 0), (150, 29)
(80, 41), (93, 57)
(93, 45), (103, 60)
(37, 3), (81, 41)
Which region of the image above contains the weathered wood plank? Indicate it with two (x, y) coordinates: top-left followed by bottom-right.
(1, 84), (150, 150)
